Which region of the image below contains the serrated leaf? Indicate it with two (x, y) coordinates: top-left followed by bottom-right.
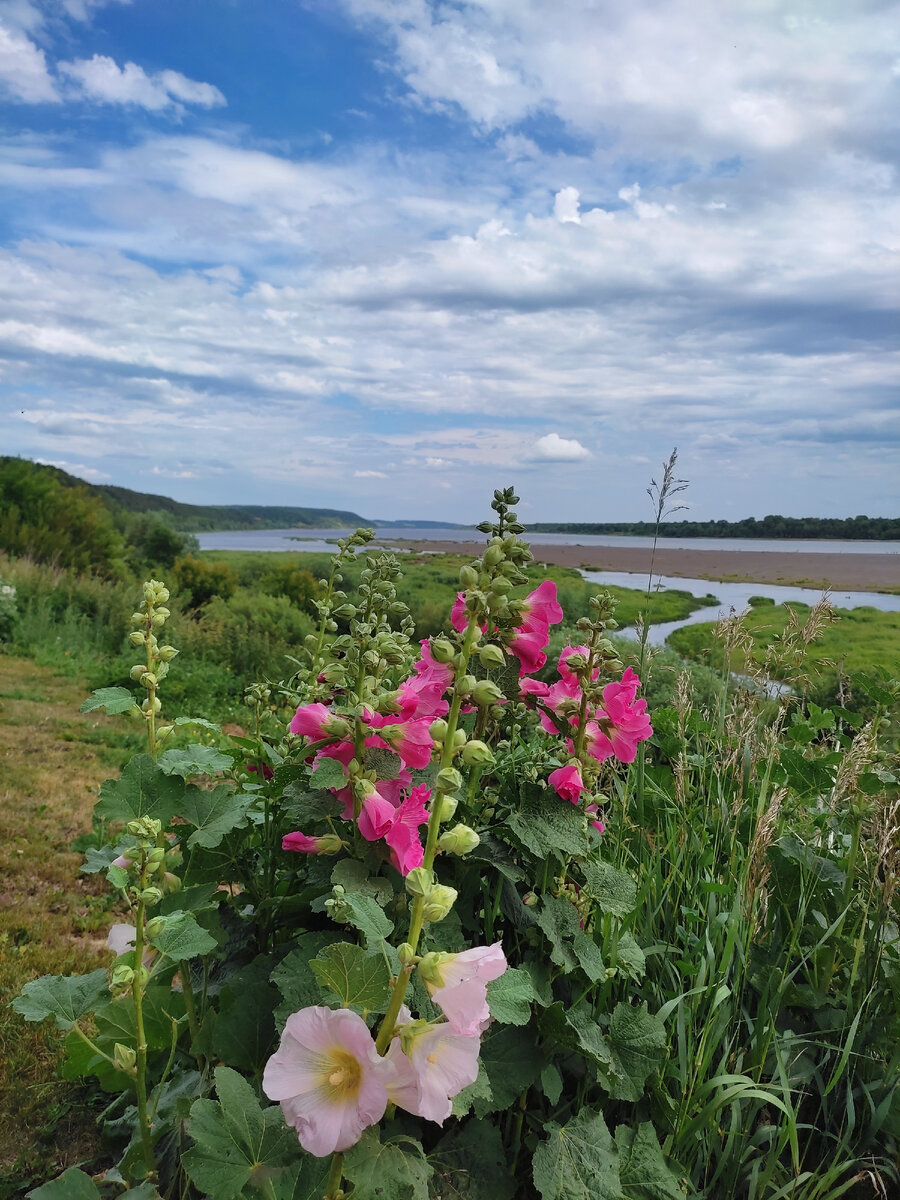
(311, 942), (390, 1013)
(271, 934), (333, 1032)
(536, 896), (581, 973)
(430, 1120), (516, 1200)
(95, 754), (185, 825)
(13, 970), (109, 1030)
(80, 686), (135, 715)
(606, 1002), (666, 1103)
(451, 1063), (492, 1118)
(540, 1064), (563, 1105)
(330, 859), (392, 904)
(80, 844), (121, 874)
(309, 756), (349, 790)
(486, 968), (536, 1025)
(106, 863), (129, 889)
(507, 791), (589, 859)
(266, 1158), (331, 1200)
(341, 892), (394, 948)
(182, 1066), (295, 1200)
(343, 1131), (432, 1200)
(580, 860), (637, 919)
(27, 1168), (101, 1199)
(174, 716), (222, 732)
(201, 955), (279, 1073)
(479, 1025), (543, 1112)
(281, 786), (340, 828)
(364, 747), (403, 780)
(572, 931), (605, 982)
(615, 932), (646, 981)
(533, 1109), (620, 1200)
(176, 784), (252, 849)
(616, 1122), (684, 1200)
(150, 911), (218, 961)
(159, 744), (233, 778)
(158, 882), (218, 916)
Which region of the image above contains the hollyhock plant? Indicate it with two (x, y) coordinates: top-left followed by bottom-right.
(420, 943), (508, 1035)
(263, 1006), (397, 1157)
(385, 1017), (481, 1124)
(289, 702), (334, 740)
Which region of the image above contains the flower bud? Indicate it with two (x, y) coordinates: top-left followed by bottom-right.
(435, 767), (463, 794)
(430, 638), (455, 664)
(429, 718), (448, 742)
(452, 729), (467, 749)
(141, 672), (158, 688)
(113, 1042), (136, 1074)
(437, 824), (480, 855)
(422, 885), (458, 923)
(565, 652), (589, 672)
(405, 867), (434, 898)
(144, 916), (167, 939)
(459, 565), (478, 589)
(437, 795), (458, 822)
(462, 739), (494, 768)
(477, 643), (506, 669)
(397, 942), (416, 966)
(473, 679), (503, 707)
(111, 964), (134, 990)
(483, 542), (504, 568)
(158, 645), (179, 662)
(523, 892), (539, 907)
(323, 716), (352, 740)
(161, 871), (181, 894)
(141, 696), (162, 714)
(131, 612), (146, 626)
(139, 887), (163, 906)
(457, 675), (477, 696)
(316, 833), (344, 856)
(129, 664), (145, 681)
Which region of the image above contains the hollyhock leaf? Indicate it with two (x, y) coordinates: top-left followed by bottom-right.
(106, 863), (129, 889)
(270, 934), (333, 1033)
(158, 882), (218, 915)
(149, 911), (217, 961)
(181, 830), (246, 887)
(310, 756), (349, 790)
(174, 716), (222, 732)
(202, 955), (279, 1073)
(606, 1003), (667, 1103)
(365, 747), (403, 780)
(13, 969), (109, 1030)
(506, 791), (588, 860)
(614, 933), (647, 981)
(580, 861), (637, 920)
(265, 1157), (331, 1200)
(342, 891), (394, 949)
(281, 785), (339, 828)
(159, 744), (233, 778)
(343, 1130), (432, 1200)
(331, 859), (393, 904)
(311, 942), (391, 1013)
(80, 844), (122, 874)
(182, 1067), (294, 1200)
(615, 1122), (684, 1200)
(80, 686), (135, 715)
(27, 1168), (102, 1199)
(479, 1026), (543, 1111)
(536, 896), (581, 973)
(572, 931), (606, 983)
(451, 1062), (492, 1118)
(177, 785), (252, 849)
(486, 967), (537, 1026)
(466, 837), (524, 883)
(533, 1109), (620, 1200)
(430, 1120), (516, 1200)
(558, 1007), (624, 1094)
(96, 754), (185, 825)
(540, 1064), (564, 1106)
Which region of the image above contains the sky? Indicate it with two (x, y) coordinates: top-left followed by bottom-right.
(0, 0), (897, 524)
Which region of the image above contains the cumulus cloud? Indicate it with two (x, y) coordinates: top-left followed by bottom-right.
(553, 186), (581, 224)
(531, 433), (590, 461)
(0, 20), (58, 102)
(354, 469), (388, 478)
(58, 55), (225, 110)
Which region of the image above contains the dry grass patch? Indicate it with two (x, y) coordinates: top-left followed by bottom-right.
(0, 653), (139, 1191)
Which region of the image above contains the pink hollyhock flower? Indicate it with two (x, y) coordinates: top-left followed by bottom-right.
(414, 640), (454, 690)
(585, 803), (605, 835)
(289, 702), (333, 739)
(384, 785), (430, 875)
(520, 677), (550, 700)
(263, 1006), (395, 1157)
(357, 791), (397, 841)
(385, 1023), (480, 1124)
(450, 591), (469, 634)
(282, 831), (343, 855)
(508, 626), (551, 675)
(374, 718), (434, 770)
(548, 763), (586, 804)
(393, 673), (449, 723)
(558, 644), (592, 684)
(518, 580), (564, 634)
(422, 943), (508, 1035)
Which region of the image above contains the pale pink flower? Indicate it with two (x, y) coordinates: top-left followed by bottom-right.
(107, 922), (138, 956)
(432, 977), (493, 1036)
(548, 763), (586, 804)
(385, 1023), (480, 1124)
(263, 1006), (394, 1157)
(289, 702), (333, 739)
(422, 943), (508, 1035)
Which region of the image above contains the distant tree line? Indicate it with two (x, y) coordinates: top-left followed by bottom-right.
(528, 515), (900, 541)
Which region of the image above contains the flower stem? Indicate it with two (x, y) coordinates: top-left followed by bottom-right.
(131, 894), (156, 1179)
(324, 1151), (344, 1200)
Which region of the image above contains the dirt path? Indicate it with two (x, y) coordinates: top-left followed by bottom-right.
(0, 654), (136, 1184)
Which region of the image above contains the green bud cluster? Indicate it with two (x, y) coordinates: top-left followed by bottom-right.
(128, 578), (178, 751)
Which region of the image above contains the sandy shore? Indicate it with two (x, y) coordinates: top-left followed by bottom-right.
(383, 540), (899, 594)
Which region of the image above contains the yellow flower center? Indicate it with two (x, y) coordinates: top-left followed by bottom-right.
(321, 1046), (363, 1101)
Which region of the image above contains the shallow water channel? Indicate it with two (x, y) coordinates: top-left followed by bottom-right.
(580, 570), (900, 647)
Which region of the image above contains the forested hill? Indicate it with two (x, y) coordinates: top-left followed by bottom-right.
(528, 516), (900, 540)
(0, 458), (367, 532)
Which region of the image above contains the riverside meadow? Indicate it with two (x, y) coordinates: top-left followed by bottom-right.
(1, 462), (899, 1200)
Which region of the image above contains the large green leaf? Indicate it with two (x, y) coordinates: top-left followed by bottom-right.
(341, 891), (393, 948)
(309, 756), (349, 790)
(159, 744), (233, 778)
(342, 1131), (432, 1200)
(616, 1123), (684, 1200)
(202, 955), (279, 1073)
(606, 1002), (667, 1103)
(536, 896), (581, 973)
(533, 1109), (620, 1200)
(271, 935), (333, 1032)
(486, 967), (537, 1026)
(150, 910), (218, 962)
(580, 860), (637, 919)
(177, 784), (252, 849)
(507, 792), (589, 859)
(478, 1025), (543, 1112)
(12, 969), (109, 1030)
(311, 942), (391, 1013)
(430, 1120), (516, 1200)
(95, 754), (185, 825)
(182, 1066), (295, 1200)
(27, 1168), (101, 1199)
(80, 686), (135, 715)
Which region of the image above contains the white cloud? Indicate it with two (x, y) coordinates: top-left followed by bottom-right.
(553, 186), (581, 224)
(58, 55), (225, 110)
(0, 20), (58, 102)
(531, 433), (590, 461)
(354, 469), (388, 478)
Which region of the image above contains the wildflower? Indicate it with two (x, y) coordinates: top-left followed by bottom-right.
(263, 1006), (395, 1157)
(357, 791), (397, 842)
(419, 943), (507, 1035)
(384, 785), (430, 875)
(548, 763), (586, 804)
(371, 717), (434, 770)
(385, 1018), (481, 1124)
(289, 702), (333, 739)
(507, 581), (563, 675)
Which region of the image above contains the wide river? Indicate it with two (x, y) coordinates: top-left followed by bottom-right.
(197, 526), (900, 646)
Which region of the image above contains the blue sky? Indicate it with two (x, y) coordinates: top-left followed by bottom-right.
(0, 0), (897, 523)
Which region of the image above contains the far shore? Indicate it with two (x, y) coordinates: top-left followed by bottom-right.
(381, 539), (900, 594)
